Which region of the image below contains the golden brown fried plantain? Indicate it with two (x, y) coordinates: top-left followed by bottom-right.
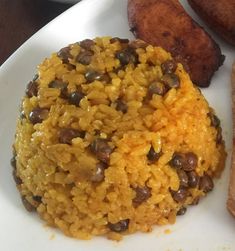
(188, 0), (235, 46)
(128, 0), (225, 87)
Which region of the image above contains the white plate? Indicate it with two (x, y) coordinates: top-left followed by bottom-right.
(0, 0), (234, 250)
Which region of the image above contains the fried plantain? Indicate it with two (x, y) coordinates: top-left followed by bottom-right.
(128, 0), (225, 87)
(188, 0), (235, 46)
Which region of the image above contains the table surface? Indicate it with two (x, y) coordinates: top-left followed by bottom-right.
(0, 0), (73, 65)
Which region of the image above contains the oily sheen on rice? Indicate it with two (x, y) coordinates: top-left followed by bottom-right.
(12, 37), (226, 240)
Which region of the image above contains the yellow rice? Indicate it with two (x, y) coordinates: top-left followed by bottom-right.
(12, 37), (226, 240)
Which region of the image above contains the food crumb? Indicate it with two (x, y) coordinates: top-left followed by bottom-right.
(49, 233), (55, 240)
(164, 229), (171, 234)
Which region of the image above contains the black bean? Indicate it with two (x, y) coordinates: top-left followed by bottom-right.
(147, 146), (161, 162)
(33, 196), (42, 203)
(76, 50), (93, 65)
(10, 155), (16, 169)
(129, 39), (148, 49)
(177, 169), (188, 187)
(116, 50), (130, 65)
(90, 138), (113, 164)
(48, 80), (67, 89)
(48, 80), (68, 98)
(108, 219), (129, 232)
(116, 99), (128, 113)
(114, 66), (124, 73)
(183, 152), (198, 172)
(101, 73), (111, 83)
(208, 112), (220, 128)
(25, 81), (38, 98)
(57, 46), (72, 64)
(199, 174), (214, 193)
(21, 196), (36, 212)
(148, 81), (167, 97)
(187, 171), (199, 188)
(161, 73), (180, 89)
(132, 186), (151, 206)
(161, 60), (177, 74)
(68, 91), (84, 106)
(12, 169), (22, 185)
(116, 48), (138, 66)
(216, 127), (223, 144)
(20, 110), (26, 119)
(29, 107), (49, 125)
(171, 188), (188, 203)
(177, 207), (187, 216)
(169, 153), (185, 169)
(66, 64), (76, 71)
(91, 163), (107, 183)
(33, 74), (39, 81)
(59, 128), (85, 145)
(79, 39), (95, 50)
(110, 37), (129, 44)
(85, 69), (103, 83)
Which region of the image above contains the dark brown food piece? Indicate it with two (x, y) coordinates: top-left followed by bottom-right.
(169, 153), (185, 169)
(188, 0), (235, 46)
(161, 60), (177, 74)
(128, 0), (224, 87)
(187, 171), (199, 188)
(26, 81), (38, 98)
(79, 39), (95, 50)
(177, 207), (187, 216)
(10, 155), (16, 169)
(116, 99), (128, 113)
(116, 47), (138, 66)
(59, 128), (84, 144)
(91, 163), (106, 183)
(208, 112), (220, 128)
(68, 91), (84, 106)
(147, 146), (161, 162)
(57, 46), (72, 64)
(183, 152), (198, 171)
(12, 169), (22, 185)
(108, 219), (130, 232)
(33, 74), (39, 81)
(33, 196), (42, 203)
(21, 196), (36, 212)
(48, 79), (68, 97)
(199, 174), (214, 192)
(20, 110), (26, 120)
(216, 127), (223, 144)
(129, 39), (148, 49)
(85, 70), (105, 83)
(148, 81), (167, 97)
(29, 107), (49, 125)
(133, 186), (151, 206)
(76, 50), (93, 65)
(171, 188), (188, 203)
(90, 138), (113, 164)
(177, 169), (189, 187)
(169, 152), (198, 171)
(48, 79), (67, 90)
(110, 37), (129, 44)
(161, 73), (180, 89)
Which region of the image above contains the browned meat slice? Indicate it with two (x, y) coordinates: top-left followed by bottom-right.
(128, 0), (225, 87)
(188, 0), (235, 46)
(227, 63), (235, 218)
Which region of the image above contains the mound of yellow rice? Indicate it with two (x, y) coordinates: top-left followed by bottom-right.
(12, 37), (226, 240)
